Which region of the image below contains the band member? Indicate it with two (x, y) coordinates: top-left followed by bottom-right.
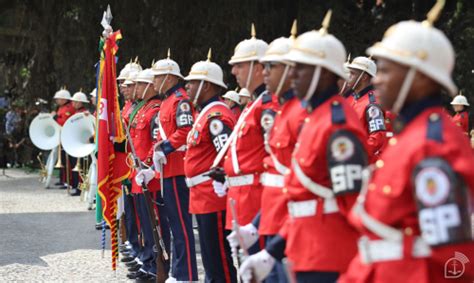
(450, 93), (470, 136)
(222, 89), (242, 119)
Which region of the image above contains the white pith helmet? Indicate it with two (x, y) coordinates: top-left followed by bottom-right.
(54, 88), (72, 100)
(347, 56), (377, 77)
(451, 93), (469, 106)
(229, 23), (269, 65)
(184, 49), (227, 89)
(151, 49), (184, 79)
(71, 91), (89, 103)
(223, 90), (241, 105)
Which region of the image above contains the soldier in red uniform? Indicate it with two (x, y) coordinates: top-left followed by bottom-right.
(52, 88), (76, 189)
(239, 13), (369, 283)
(345, 56), (387, 162)
(227, 22), (307, 283)
(221, 26), (279, 256)
(339, 5), (474, 283)
(450, 93), (470, 136)
(129, 69), (171, 282)
(184, 51), (237, 283)
(67, 91), (91, 196)
(222, 89), (242, 120)
(150, 52), (198, 282)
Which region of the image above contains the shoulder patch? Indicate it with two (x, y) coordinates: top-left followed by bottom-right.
(260, 109), (276, 131)
(262, 92), (273, 104)
(426, 113), (443, 142)
(412, 157), (471, 246)
(209, 119), (224, 135)
(327, 129), (368, 195)
(365, 104), (386, 133)
(207, 112), (222, 119)
(176, 100), (193, 127)
(331, 101), (346, 124)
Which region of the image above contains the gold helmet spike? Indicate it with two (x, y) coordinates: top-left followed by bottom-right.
(167, 48), (171, 59)
(134, 56), (139, 63)
(151, 59), (155, 67)
(129, 58), (133, 64)
(319, 9), (332, 36)
(290, 19), (297, 39)
(346, 53), (351, 63)
(79, 88), (83, 92)
(423, 0), (445, 27)
(207, 48), (212, 62)
(251, 23), (256, 38)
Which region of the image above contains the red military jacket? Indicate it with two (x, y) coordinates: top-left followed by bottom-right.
(346, 85), (387, 162)
(341, 99), (474, 283)
(121, 100), (134, 126)
(223, 85), (279, 229)
(185, 96), (235, 214)
(130, 96), (162, 194)
(279, 87), (368, 272)
(259, 91), (307, 236)
(55, 102), (76, 126)
(156, 84), (194, 178)
(230, 105), (242, 120)
(451, 111), (469, 136)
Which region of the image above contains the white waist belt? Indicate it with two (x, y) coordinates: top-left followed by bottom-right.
(358, 236), (431, 264)
(186, 171), (211, 187)
(260, 172), (284, 188)
(227, 174), (255, 187)
(287, 198), (339, 218)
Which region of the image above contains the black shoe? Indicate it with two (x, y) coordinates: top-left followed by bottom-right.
(54, 182), (63, 186)
(128, 264), (141, 272)
(135, 274), (156, 283)
(68, 188), (80, 196)
(127, 270), (147, 280)
(125, 260), (141, 268)
(121, 256), (135, 263)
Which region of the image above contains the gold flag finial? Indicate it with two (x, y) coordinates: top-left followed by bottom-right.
(251, 23), (256, 38)
(290, 20), (297, 39)
(423, 0), (445, 27)
(167, 48), (171, 59)
(207, 48), (212, 62)
(319, 10), (332, 35)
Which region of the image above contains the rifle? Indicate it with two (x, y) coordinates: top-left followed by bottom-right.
(123, 120), (169, 283)
(282, 258), (297, 283)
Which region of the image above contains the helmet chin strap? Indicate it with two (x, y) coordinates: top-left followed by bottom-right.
(132, 84), (137, 100)
(305, 66), (322, 101)
(275, 65), (290, 97)
(391, 67), (416, 115)
(245, 61), (255, 91)
(158, 74), (169, 94)
(193, 80), (205, 106)
(351, 70), (366, 93)
(141, 83), (152, 100)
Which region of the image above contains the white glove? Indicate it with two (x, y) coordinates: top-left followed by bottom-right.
(226, 223), (259, 253)
(212, 180), (228, 197)
(135, 168), (155, 185)
(153, 146), (167, 170)
(239, 249), (275, 283)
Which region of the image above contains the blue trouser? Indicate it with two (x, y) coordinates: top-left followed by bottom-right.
(196, 211), (237, 283)
(296, 271), (339, 283)
(149, 191), (171, 276)
(264, 235), (288, 283)
(163, 176), (198, 281)
(136, 192), (171, 275)
(123, 186), (140, 258)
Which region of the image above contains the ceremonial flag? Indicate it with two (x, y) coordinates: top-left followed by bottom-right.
(96, 30), (130, 271)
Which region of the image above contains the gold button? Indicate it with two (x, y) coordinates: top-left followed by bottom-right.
(295, 142), (300, 148)
(332, 101), (340, 106)
(429, 113), (440, 121)
(263, 163), (268, 169)
(198, 123), (201, 127)
(276, 142), (281, 148)
(389, 138), (397, 146)
(405, 227), (413, 235)
(375, 160), (384, 169)
(300, 158), (304, 163)
(304, 117), (310, 123)
(277, 110), (282, 115)
(368, 183), (376, 191)
(274, 126), (278, 131)
(383, 185), (391, 194)
(183, 157), (186, 160)
(225, 156), (228, 160)
(282, 187), (288, 194)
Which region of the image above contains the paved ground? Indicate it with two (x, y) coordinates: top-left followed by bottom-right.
(0, 168), (204, 282)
